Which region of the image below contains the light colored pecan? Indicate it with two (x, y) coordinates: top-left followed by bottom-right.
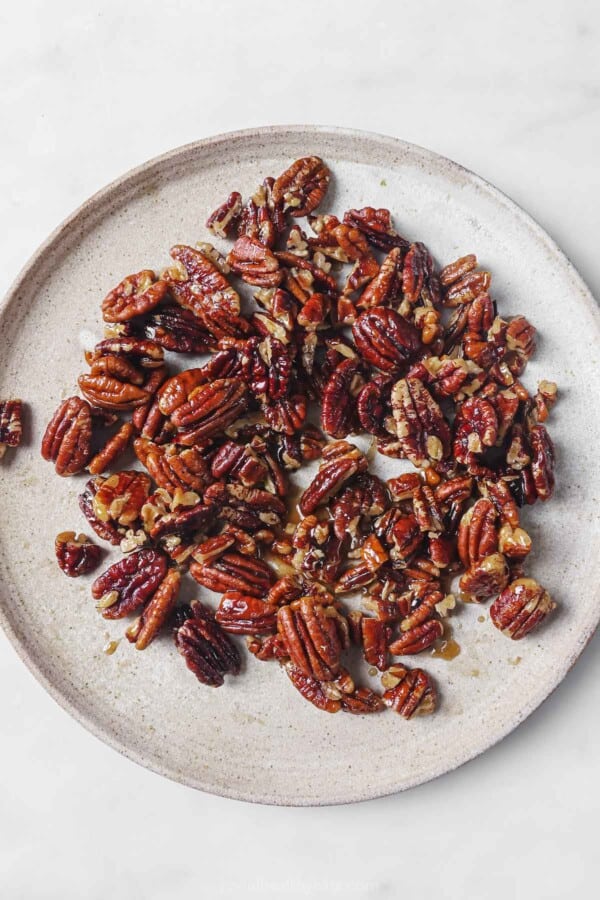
(190, 552), (273, 597)
(353, 307), (420, 373)
(206, 191), (242, 238)
(78, 372), (149, 411)
(490, 578), (556, 639)
(126, 568), (180, 650)
(459, 552), (510, 600)
(227, 235), (282, 287)
(272, 156), (330, 217)
(382, 665), (436, 717)
(321, 358), (365, 439)
(531, 380), (558, 423)
(0, 399), (23, 456)
(101, 270), (169, 322)
(169, 378), (249, 436)
(41, 396), (93, 476)
(457, 499), (498, 567)
(216, 591), (277, 635)
(299, 441), (367, 514)
(343, 207), (409, 252)
(91, 548), (168, 619)
(175, 600), (241, 686)
(277, 595), (348, 681)
(55, 531), (102, 577)
(92, 470), (152, 528)
(390, 377), (451, 467)
(87, 421), (135, 475)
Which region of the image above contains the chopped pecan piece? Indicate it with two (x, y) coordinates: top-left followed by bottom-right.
(0, 399), (23, 456)
(490, 578), (556, 639)
(41, 397), (93, 476)
(92, 470), (152, 527)
(55, 531), (102, 577)
(175, 600), (241, 686)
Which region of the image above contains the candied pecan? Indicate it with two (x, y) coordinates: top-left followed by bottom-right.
(175, 600), (241, 687)
(0, 399), (23, 456)
(528, 424), (555, 501)
(85, 337), (165, 369)
(341, 685), (384, 715)
(428, 535), (455, 568)
(402, 242), (438, 305)
(531, 380), (558, 423)
(390, 377), (451, 467)
(321, 358), (365, 439)
(299, 441), (367, 514)
(382, 665), (436, 717)
(204, 481), (286, 531)
(343, 207), (409, 252)
(78, 372), (149, 411)
(412, 485), (444, 534)
(272, 156), (330, 217)
(210, 440), (268, 489)
(361, 617), (391, 670)
(148, 501), (212, 541)
(358, 246), (403, 309)
(490, 578), (556, 639)
(284, 662), (340, 713)
(131, 369), (171, 442)
(238, 179), (285, 248)
(92, 470), (151, 527)
(335, 561), (378, 593)
(356, 376), (393, 437)
(277, 596), (348, 681)
(41, 396), (92, 476)
(190, 552), (273, 597)
(435, 474), (473, 506)
(389, 618), (443, 655)
(137, 441), (211, 494)
(167, 244), (240, 316)
(247, 632), (287, 661)
(89, 355), (145, 386)
(331, 473), (389, 541)
(157, 368), (211, 417)
(460, 549), (509, 599)
(206, 191), (242, 238)
(91, 548), (168, 619)
(127, 568), (181, 650)
(387, 472), (422, 502)
(140, 304), (213, 354)
(78, 478), (122, 545)
(169, 378), (249, 436)
(443, 267), (491, 306)
(291, 516), (345, 584)
(216, 591), (277, 635)
(353, 307), (420, 374)
(419, 356), (484, 400)
(190, 532), (237, 564)
(498, 524), (532, 560)
(227, 235), (282, 287)
(264, 395), (307, 435)
(240, 336), (294, 402)
(457, 498), (498, 568)
(506, 315), (536, 359)
(453, 397), (498, 467)
(101, 270), (169, 322)
(439, 254), (477, 286)
(87, 422), (135, 475)
(481, 478), (520, 527)
(55, 531), (101, 577)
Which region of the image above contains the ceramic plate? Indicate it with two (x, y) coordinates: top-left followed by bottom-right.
(1, 126), (598, 805)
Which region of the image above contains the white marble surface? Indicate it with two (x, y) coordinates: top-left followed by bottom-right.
(1, 1), (598, 897)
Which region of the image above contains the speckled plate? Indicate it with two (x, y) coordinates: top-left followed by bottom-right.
(1, 126), (599, 805)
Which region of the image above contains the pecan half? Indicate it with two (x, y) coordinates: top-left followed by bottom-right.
(127, 568), (181, 650)
(88, 422), (135, 475)
(390, 377), (451, 468)
(79, 478), (123, 545)
(272, 156), (330, 217)
(321, 358), (365, 438)
(459, 552), (510, 600)
(136, 441), (211, 494)
(91, 548), (168, 619)
(277, 595), (347, 681)
(528, 424), (555, 501)
(204, 481), (286, 531)
(206, 191), (242, 238)
(291, 516), (345, 584)
(490, 578), (556, 639)
(92, 470), (152, 527)
(78, 373), (149, 411)
(343, 207), (409, 252)
(41, 397), (93, 476)
(457, 498), (498, 567)
(284, 662), (341, 713)
(382, 665), (436, 717)
(453, 397), (498, 467)
(389, 619), (443, 655)
(101, 270), (169, 322)
(55, 531), (102, 577)
(353, 307), (421, 373)
(190, 552), (273, 597)
(167, 244), (241, 317)
(361, 617), (391, 670)
(299, 441), (367, 514)
(169, 378), (249, 436)
(0, 399), (23, 456)
(227, 235), (282, 287)
(175, 600), (241, 686)
(140, 305), (214, 354)
(215, 591), (277, 635)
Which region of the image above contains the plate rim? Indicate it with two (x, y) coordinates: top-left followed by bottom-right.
(1, 124), (599, 806)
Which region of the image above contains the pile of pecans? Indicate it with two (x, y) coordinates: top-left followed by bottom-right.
(39, 156), (558, 718)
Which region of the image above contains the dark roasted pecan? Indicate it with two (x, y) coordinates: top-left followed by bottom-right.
(190, 552), (273, 597)
(175, 600), (241, 686)
(331, 473), (389, 541)
(343, 207), (409, 252)
(353, 307), (420, 373)
(41, 397), (93, 475)
(0, 399), (23, 456)
(357, 375), (393, 437)
(490, 578), (556, 639)
(459, 552), (510, 600)
(299, 441), (367, 514)
(204, 481), (286, 531)
(216, 591), (277, 635)
(382, 665), (436, 717)
(101, 270), (169, 322)
(227, 235), (282, 287)
(321, 358), (365, 438)
(88, 422), (135, 475)
(291, 516), (345, 584)
(277, 595), (348, 681)
(126, 568), (181, 650)
(206, 191), (242, 238)
(358, 247), (403, 309)
(140, 304), (213, 354)
(390, 377), (451, 468)
(264, 394), (307, 435)
(55, 531), (102, 577)
(147, 500), (212, 541)
(272, 156), (330, 217)
(210, 440), (269, 489)
(91, 548), (168, 619)
(402, 242), (438, 305)
(238, 179), (285, 248)
(419, 356), (484, 400)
